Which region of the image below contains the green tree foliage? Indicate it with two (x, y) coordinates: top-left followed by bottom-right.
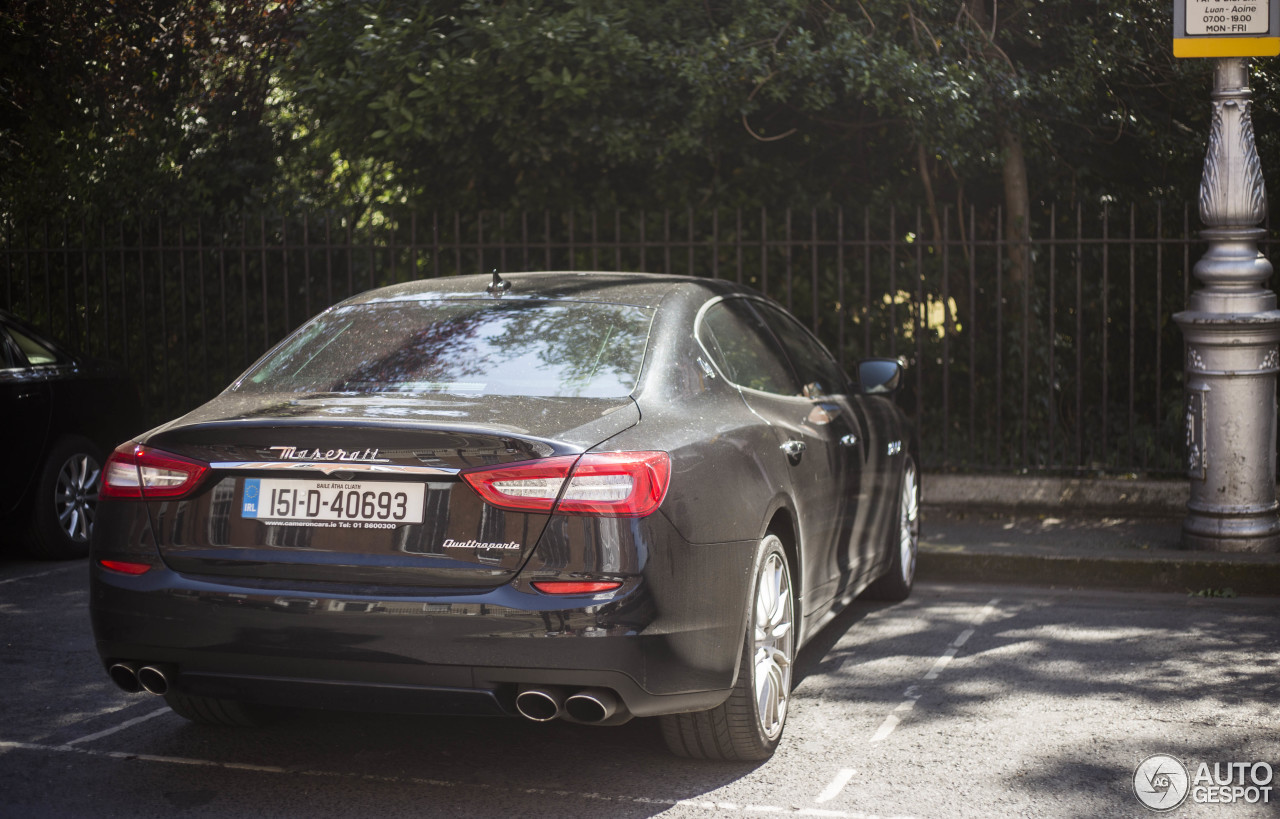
(273, 0), (1216, 217)
(1, 0), (297, 219)
(0, 0), (1243, 221)
(275, 0), (733, 211)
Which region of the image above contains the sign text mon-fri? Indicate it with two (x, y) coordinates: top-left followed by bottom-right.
(1174, 0), (1280, 56)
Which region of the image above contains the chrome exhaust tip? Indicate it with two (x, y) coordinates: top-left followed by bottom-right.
(564, 688), (618, 724)
(136, 664), (173, 696)
(514, 686), (565, 722)
(108, 662), (142, 693)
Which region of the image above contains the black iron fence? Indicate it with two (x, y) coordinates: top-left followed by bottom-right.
(0, 204), (1235, 474)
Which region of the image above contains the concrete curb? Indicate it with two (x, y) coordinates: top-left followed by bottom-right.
(917, 549), (1280, 596)
(914, 474), (1280, 595)
(924, 473), (1190, 516)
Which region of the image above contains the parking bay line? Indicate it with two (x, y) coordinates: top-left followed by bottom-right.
(0, 739), (923, 819)
(64, 706), (171, 746)
(0, 563), (83, 587)
(814, 768), (857, 804)
(809, 598), (1002, 807)
(869, 597), (1000, 745)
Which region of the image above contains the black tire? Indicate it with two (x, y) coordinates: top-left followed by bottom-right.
(24, 435), (103, 560)
(163, 692), (275, 727)
(660, 533), (795, 761)
(863, 455), (920, 601)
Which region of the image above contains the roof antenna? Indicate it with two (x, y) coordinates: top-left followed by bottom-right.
(486, 270), (511, 295)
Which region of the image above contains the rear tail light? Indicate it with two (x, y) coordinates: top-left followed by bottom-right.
(461, 451), (670, 518)
(556, 452), (670, 516)
(461, 456), (578, 512)
(98, 559), (152, 575)
(531, 581), (623, 595)
(100, 443), (209, 500)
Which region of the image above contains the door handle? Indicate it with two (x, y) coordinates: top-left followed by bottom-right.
(839, 434), (858, 447)
(780, 440), (806, 457)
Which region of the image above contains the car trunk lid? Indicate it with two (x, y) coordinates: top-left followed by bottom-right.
(139, 393), (639, 588)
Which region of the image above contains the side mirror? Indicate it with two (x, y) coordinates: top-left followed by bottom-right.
(858, 358), (904, 396)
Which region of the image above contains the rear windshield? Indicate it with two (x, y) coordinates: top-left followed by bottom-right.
(233, 299), (654, 398)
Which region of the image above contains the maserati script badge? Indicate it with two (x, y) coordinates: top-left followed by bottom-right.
(268, 446), (391, 463)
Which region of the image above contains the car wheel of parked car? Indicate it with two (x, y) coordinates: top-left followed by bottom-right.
(863, 456), (919, 601)
(660, 533), (795, 761)
(25, 436), (103, 560)
(163, 692), (275, 727)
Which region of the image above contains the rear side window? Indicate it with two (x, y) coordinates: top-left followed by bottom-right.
(7, 326), (62, 367)
(698, 299), (798, 396)
(755, 304), (851, 397)
(0, 331), (17, 369)
(234, 299), (654, 398)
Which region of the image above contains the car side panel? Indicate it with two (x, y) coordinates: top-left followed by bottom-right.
(0, 367), (51, 516)
(620, 300), (790, 548)
(637, 402), (788, 546)
(610, 300), (845, 636)
(729, 389), (850, 615)
(845, 393), (911, 582)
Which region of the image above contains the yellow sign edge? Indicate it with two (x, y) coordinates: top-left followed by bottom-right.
(1174, 36), (1280, 57)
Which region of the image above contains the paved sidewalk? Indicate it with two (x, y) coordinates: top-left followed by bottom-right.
(918, 505), (1280, 597)
(917, 472), (1280, 595)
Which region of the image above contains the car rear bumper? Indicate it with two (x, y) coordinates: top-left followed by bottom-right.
(89, 532), (757, 719)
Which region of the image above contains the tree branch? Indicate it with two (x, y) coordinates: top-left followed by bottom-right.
(741, 114), (797, 142)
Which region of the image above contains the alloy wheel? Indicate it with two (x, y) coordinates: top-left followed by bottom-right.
(898, 462), (920, 585)
(54, 453), (100, 543)
(753, 548), (794, 741)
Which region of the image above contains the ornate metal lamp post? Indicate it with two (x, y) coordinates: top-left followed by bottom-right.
(1174, 57), (1280, 553)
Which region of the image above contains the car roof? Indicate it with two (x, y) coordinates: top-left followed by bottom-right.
(342, 271), (752, 310)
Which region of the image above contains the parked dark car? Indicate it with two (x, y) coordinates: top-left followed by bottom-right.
(1, 309), (141, 560)
(89, 272), (919, 760)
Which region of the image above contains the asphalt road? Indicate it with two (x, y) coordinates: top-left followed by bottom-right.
(2, 554), (1277, 818)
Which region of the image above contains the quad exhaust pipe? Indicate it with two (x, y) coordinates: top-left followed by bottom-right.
(564, 688), (618, 724)
(108, 662), (142, 693)
(514, 686), (565, 722)
(137, 664), (174, 695)
(107, 662), (174, 696)
(515, 685), (622, 724)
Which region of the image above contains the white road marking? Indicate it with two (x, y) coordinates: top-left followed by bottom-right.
(869, 714), (900, 743)
(869, 598), (1001, 743)
(972, 599), (1000, 627)
(923, 624), (982, 679)
(27, 699), (164, 745)
(65, 706), (171, 746)
(0, 563), (82, 587)
(0, 739), (923, 818)
(814, 768), (857, 803)
(921, 647), (958, 680)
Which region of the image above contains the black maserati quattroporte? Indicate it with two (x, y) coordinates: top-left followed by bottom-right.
(90, 271), (919, 760)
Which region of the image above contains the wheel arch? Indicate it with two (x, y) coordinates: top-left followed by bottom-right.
(765, 508), (799, 583)
(763, 504), (804, 644)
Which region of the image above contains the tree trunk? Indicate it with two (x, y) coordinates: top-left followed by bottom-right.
(917, 141), (962, 336)
(963, 0), (1032, 290)
(1001, 127), (1031, 289)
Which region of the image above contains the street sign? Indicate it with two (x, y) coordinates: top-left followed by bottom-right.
(1174, 0), (1280, 56)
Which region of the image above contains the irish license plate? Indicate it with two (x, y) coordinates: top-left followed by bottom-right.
(241, 478), (426, 525)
